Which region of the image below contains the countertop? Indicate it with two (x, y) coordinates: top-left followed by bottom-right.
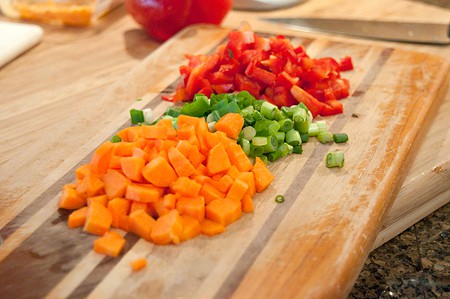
(0, 0), (449, 298)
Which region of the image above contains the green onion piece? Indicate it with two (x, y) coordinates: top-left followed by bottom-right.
(274, 109), (287, 121)
(244, 114), (255, 126)
(111, 135), (122, 143)
(130, 109), (145, 124)
(171, 117), (178, 130)
(250, 144), (265, 157)
(292, 108), (307, 124)
(208, 121), (216, 132)
(252, 136), (268, 147)
(252, 110), (263, 121)
(259, 154), (268, 165)
(211, 110), (222, 121)
(267, 149), (282, 162)
(333, 133), (349, 143)
(285, 129), (302, 146)
(300, 133), (309, 143)
(164, 106), (181, 117)
(281, 106), (293, 118)
(294, 121), (310, 134)
(239, 138), (251, 156)
(275, 131), (285, 145)
(268, 120), (281, 136)
(286, 143), (293, 154)
(254, 120), (269, 133)
(253, 100), (265, 111)
(263, 135), (278, 153)
(278, 118), (294, 132)
(260, 101), (278, 119)
(180, 94), (210, 117)
(316, 120), (328, 133)
(237, 90), (254, 107)
(292, 145), (303, 154)
(227, 49), (234, 58)
(240, 105), (255, 116)
(211, 99), (227, 111)
(241, 126), (256, 140)
(279, 143), (290, 158)
(206, 113), (215, 123)
(275, 195), (285, 203)
(326, 151), (345, 168)
(308, 123), (319, 136)
(317, 131), (334, 144)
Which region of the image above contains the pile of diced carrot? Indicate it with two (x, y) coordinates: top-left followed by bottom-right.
(59, 114), (274, 257)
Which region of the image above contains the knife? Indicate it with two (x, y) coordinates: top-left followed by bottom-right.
(262, 17), (450, 44)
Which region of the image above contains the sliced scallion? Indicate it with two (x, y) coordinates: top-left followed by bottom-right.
(285, 129), (302, 146)
(260, 101), (278, 120)
(317, 131), (334, 144)
(130, 109), (145, 124)
(333, 133), (349, 143)
(241, 126), (256, 140)
(275, 195), (285, 203)
(326, 151), (345, 168)
(278, 118), (294, 132)
(111, 135), (122, 143)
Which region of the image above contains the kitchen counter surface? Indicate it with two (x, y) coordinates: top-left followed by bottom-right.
(0, 0), (449, 297)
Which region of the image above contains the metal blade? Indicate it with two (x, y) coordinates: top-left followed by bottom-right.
(263, 18), (450, 44)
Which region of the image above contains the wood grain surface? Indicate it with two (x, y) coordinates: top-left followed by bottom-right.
(0, 21), (448, 298)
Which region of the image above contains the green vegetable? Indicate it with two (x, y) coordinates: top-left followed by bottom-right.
(317, 131), (334, 144)
(333, 133), (349, 143)
(275, 195), (285, 203)
(130, 109), (145, 124)
(111, 135), (122, 143)
(326, 151), (345, 168)
(180, 94), (210, 117)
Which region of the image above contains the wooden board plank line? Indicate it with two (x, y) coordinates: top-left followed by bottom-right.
(213, 47), (394, 299)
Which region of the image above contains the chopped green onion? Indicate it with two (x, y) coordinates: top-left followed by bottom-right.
(267, 150), (282, 162)
(130, 109), (145, 124)
(278, 118), (294, 132)
(143, 108), (154, 124)
(136, 98), (142, 101)
(259, 154), (268, 165)
(252, 110), (263, 121)
(263, 135), (278, 153)
(227, 49), (234, 58)
(180, 94), (210, 117)
(275, 131), (285, 145)
(285, 129), (302, 146)
(286, 143), (293, 154)
(292, 145), (303, 154)
(308, 123), (319, 136)
(279, 143), (290, 158)
(275, 195), (285, 203)
(241, 126), (256, 140)
(239, 138), (251, 156)
(208, 121), (217, 132)
(292, 108), (307, 124)
(260, 101), (278, 119)
(281, 106), (293, 118)
(111, 135), (122, 143)
(206, 113), (215, 123)
(326, 151), (345, 168)
(268, 120), (281, 136)
(249, 144), (264, 157)
(333, 133), (349, 143)
(317, 131), (334, 144)
(300, 133), (309, 143)
(253, 100), (265, 111)
(316, 120), (328, 133)
(211, 110), (222, 121)
(237, 90), (254, 107)
(294, 120), (309, 134)
(274, 109), (287, 121)
(164, 106), (181, 117)
(252, 136), (268, 147)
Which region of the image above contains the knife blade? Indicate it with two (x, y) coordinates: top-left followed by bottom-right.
(262, 17), (450, 44)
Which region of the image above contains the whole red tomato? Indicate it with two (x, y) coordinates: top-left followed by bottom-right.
(125, 0), (232, 42)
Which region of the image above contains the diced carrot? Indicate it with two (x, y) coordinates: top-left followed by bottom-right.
(177, 124), (197, 141)
(163, 193), (177, 210)
(176, 196), (205, 222)
(153, 198), (171, 217)
(195, 117), (209, 154)
(90, 141), (115, 175)
(130, 258), (147, 272)
(206, 198), (242, 226)
(194, 163), (208, 176)
(192, 174), (210, 185)
(200, 182), (225, 204)
(170, 177), (202, 197)
(226, 178), (249, 201)
(156, 118), (177, 139)
(76, 174), (105, 198)
(130, 201), (148, 214)
(132, 147), (150, 163)
(252, 157), (274, 192)
(200, 219), (225, 236)
(117, 128), (130, 142)
(237, 172), (256, 197)
(113, 142), (136, 157)
(146, 202), (159, 218)
(129, 209), (155, 241)
(143, 125), (168, 140)
(93, 230), (126, 257)
(126, 183), (164, 203)
(151, 209), (183, 245)
(209, 174), (234, 193)
(59, 184), (86, 210)
(68, 206), (88, 228)
(118, 215), (130, 232)
(177, 114), (200, 127)
(121, 156), (145, 182)
(75, 164), (93, 181)
(180, 215), (201, 241)
(207, 143), (231, 175)
(109, 156), (122, 169)
(142, 156), (178, 187)
(87, 195), (109, 207)
(188, 145), (206, 167)
(226, 165), (241, 180)
(216, 131), (235, 150)
(126, 126), (144, 142)
(226, 144), (253, 172)
(176, 139), (194, 157)
(241, 194), (254, 213)
(84, 201), (113, 236)
(214, 113), (244, 139)
(154, 139), (178, 152)
(167, 147), (196, 177)
(108, 198), (131, 228)
(102, 169), (131, 199)
(204, 131), (221, 150)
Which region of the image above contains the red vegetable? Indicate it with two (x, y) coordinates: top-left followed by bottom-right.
(166, 27), (354, 117)
(125, 0), (232, 42)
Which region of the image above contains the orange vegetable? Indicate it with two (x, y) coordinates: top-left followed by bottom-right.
(102, 169), (130, 199)
(199, 182), (225, 204)
(76, 174), (105, 199)
(163, 193), (177, 210)
(206, 198), (242, 226)
(226, 144), (253, 172)
(241, 194), (254, 213)
(153, 198), (171, 217)
(125, 126), (144, 142)
(130, 258), (147, 271)
(94, 230), (126, 257)
(170, 177), (202, 197)
(59, 184), (86, 210)
(118, 215), (130, 232)
(151, 209), (183, 245)
(121, 156), (145, 182)
(167, 147), (196, 177)
(125, 183), (164, 203)
(200, 219), (225, 236)
(108, 198), (131, 228)
(176, 196), (205, 222)
(130, 201), (148, 214)
(209, 174), (234, 193)
(143, 125), (168, 140)
(237, 171), (256, 197)
(132, 147), (150, 163)
(142, 156), (178, 187)
(252, 157), (274, 192)
(180, 215), (201, 241)
(207, 143), (231, 175)
(177, 114), (200, 127)
(87, 195), (109, 207)
(129, 209), (155, 241)
(214, 113), (244, 139)
(226, 165), (241, 180)
(84, 201), (113, 236)
(156, 118), (177, 139)
(68, 206), (88, 228)
(176, 139), (194, 157)
(226, 178), (248, 201)
(109, 156), (122, 169)
(75, 164), (92, 181)
(90, 141), (114, 175)
(114, 142), (136, 157)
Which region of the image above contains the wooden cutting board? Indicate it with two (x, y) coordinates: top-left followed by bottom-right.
(0, 25), (448, 299)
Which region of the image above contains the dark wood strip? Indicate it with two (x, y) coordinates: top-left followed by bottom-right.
(213, 47), (394, 299)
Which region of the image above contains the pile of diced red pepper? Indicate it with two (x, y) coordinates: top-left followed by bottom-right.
(165, 28), (353, 118)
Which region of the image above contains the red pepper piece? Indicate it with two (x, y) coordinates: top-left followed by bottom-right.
(290, 85), (325, 118)
(321, 100), (344, 116)
(339, 56), (354, 71)
(245, 62), (277, 86)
